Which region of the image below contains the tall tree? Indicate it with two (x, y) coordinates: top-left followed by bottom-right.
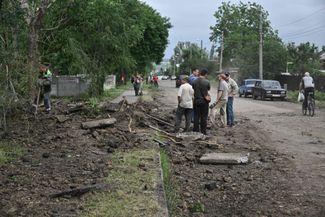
(287, 42), (320, 75)
(210, 2), (287, 80)
(41, 0), (170, 96)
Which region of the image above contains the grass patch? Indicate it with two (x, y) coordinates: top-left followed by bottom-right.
(0, 142), (25, 165)
(160, 150), (180, 217)
(287, 90), (325, 108)
(103, 84), (130, 100)
(83, 148), (162, 217)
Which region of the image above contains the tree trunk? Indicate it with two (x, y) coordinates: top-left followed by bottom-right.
(25, 0), (50, 95)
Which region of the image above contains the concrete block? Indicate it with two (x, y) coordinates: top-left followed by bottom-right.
(200, 153), (249, 165)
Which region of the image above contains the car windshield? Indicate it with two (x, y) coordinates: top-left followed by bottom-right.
(262, 81), (281, 88)
(246, 80), (257, 85)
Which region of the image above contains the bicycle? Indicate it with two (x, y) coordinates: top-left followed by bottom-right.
(302, 91), (315, 116)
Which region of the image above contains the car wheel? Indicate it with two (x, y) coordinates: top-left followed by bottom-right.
(261, 93), (265, 100)
(281, 97), (285, 101)
(270, 97), (274, 101)
(239, 93), (242, 97)
(244, 92), (248, 98)
(253, 93), (257, 100)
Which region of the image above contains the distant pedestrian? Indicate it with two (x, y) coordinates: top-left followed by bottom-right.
(210, 73), (229, 128)
(174, 76), (194, 133)
(153, 74), (159, 88)
(192, 68), (211, 135)
(132, 74), (142, 96)
(225, 72), (238, 127)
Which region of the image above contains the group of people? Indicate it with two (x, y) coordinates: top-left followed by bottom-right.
(175, 68), (238, 135)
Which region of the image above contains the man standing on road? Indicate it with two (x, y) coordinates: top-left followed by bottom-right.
(192, 68), (210, 135)
(188, 67), (199, 86)
(225, 72), (238, 127)
(299, 72), (315, 111)
(188, 67), (199, 122)
(210, 73), (228, 128)
(174, 76), (194, 133)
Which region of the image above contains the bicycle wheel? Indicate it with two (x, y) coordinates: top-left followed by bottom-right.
(309, 99), (315, 116)
(302, 103), (307, 115)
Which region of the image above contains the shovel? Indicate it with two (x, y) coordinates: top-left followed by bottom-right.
(34, 87), (41, 116)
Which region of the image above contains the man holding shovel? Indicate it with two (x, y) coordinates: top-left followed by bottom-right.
(33, 64), (52, 113)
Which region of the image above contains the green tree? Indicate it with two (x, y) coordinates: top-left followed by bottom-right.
(170, 42), (217, 75)
(287, 42), (321, 76)
(41, 0), (170, 96)
(210, 2), (287, 80)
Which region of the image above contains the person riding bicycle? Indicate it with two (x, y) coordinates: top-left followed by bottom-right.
(299, 72), (315, 110)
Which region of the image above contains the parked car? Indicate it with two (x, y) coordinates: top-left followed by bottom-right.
(239, 79), (261, 97)
(252, 80), (286, 101)
(171, 75), (177, 80)
(161, 75), (169, 80)
(176, 74), (188, 88)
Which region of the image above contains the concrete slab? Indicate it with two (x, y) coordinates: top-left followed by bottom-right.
(200, 152), (249, 165)
(176, 132), (207, 141)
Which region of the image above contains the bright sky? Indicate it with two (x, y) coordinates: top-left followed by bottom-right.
(141, 0), (325, 59)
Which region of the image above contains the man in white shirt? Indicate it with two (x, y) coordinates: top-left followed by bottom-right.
(175, 76), (194, 133)
(210, 73), (229, 128)
(299, 72), (315, 111)
(225, 72), (238, 127)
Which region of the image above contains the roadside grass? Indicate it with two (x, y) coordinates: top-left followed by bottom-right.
(160, 149), (180, 217)
(287, 90), (325, 108)
(0, 141), (24, 165)
(83, 148), (162, 217)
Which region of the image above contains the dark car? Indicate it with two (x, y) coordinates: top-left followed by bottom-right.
(252, 80), (286, 101)
(239, 79), (261, 97)
(176, 74), (188, 88)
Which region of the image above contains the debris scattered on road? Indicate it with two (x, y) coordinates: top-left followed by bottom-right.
(176, 132), (207, 141)
(199, 152), (249, 165)
(82, 118), (117, 129)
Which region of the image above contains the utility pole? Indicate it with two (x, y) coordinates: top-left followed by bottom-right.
(219, 31), (224, 73)
(200, 40), (203, 58)
(259, 13), (263, 80)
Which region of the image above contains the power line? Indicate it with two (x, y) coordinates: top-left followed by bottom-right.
(283, 27), (325, 40)
(281, 22), (325, 37)
(276, 6), (325, 28)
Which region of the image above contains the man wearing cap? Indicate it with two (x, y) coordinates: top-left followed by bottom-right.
(225, 72), (238, 127)
(210, 73), (229, 128)
(174, 76), (194, 133)
(299, 72), (315, 111)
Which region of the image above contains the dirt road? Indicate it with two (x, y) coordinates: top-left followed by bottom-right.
(158, 79), (325, 216)
(235, 96), (325, 203)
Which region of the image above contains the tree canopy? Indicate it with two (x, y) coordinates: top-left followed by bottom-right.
(0, 0), (171, 97)
(210, 2), (287, 80)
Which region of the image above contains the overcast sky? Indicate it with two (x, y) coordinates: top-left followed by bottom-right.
(141, 0), (325, 59)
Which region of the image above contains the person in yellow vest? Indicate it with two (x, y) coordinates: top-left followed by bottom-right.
(33, 64), (52, 112)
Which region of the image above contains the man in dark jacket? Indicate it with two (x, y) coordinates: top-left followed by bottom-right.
(192, 68), (210, 135)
